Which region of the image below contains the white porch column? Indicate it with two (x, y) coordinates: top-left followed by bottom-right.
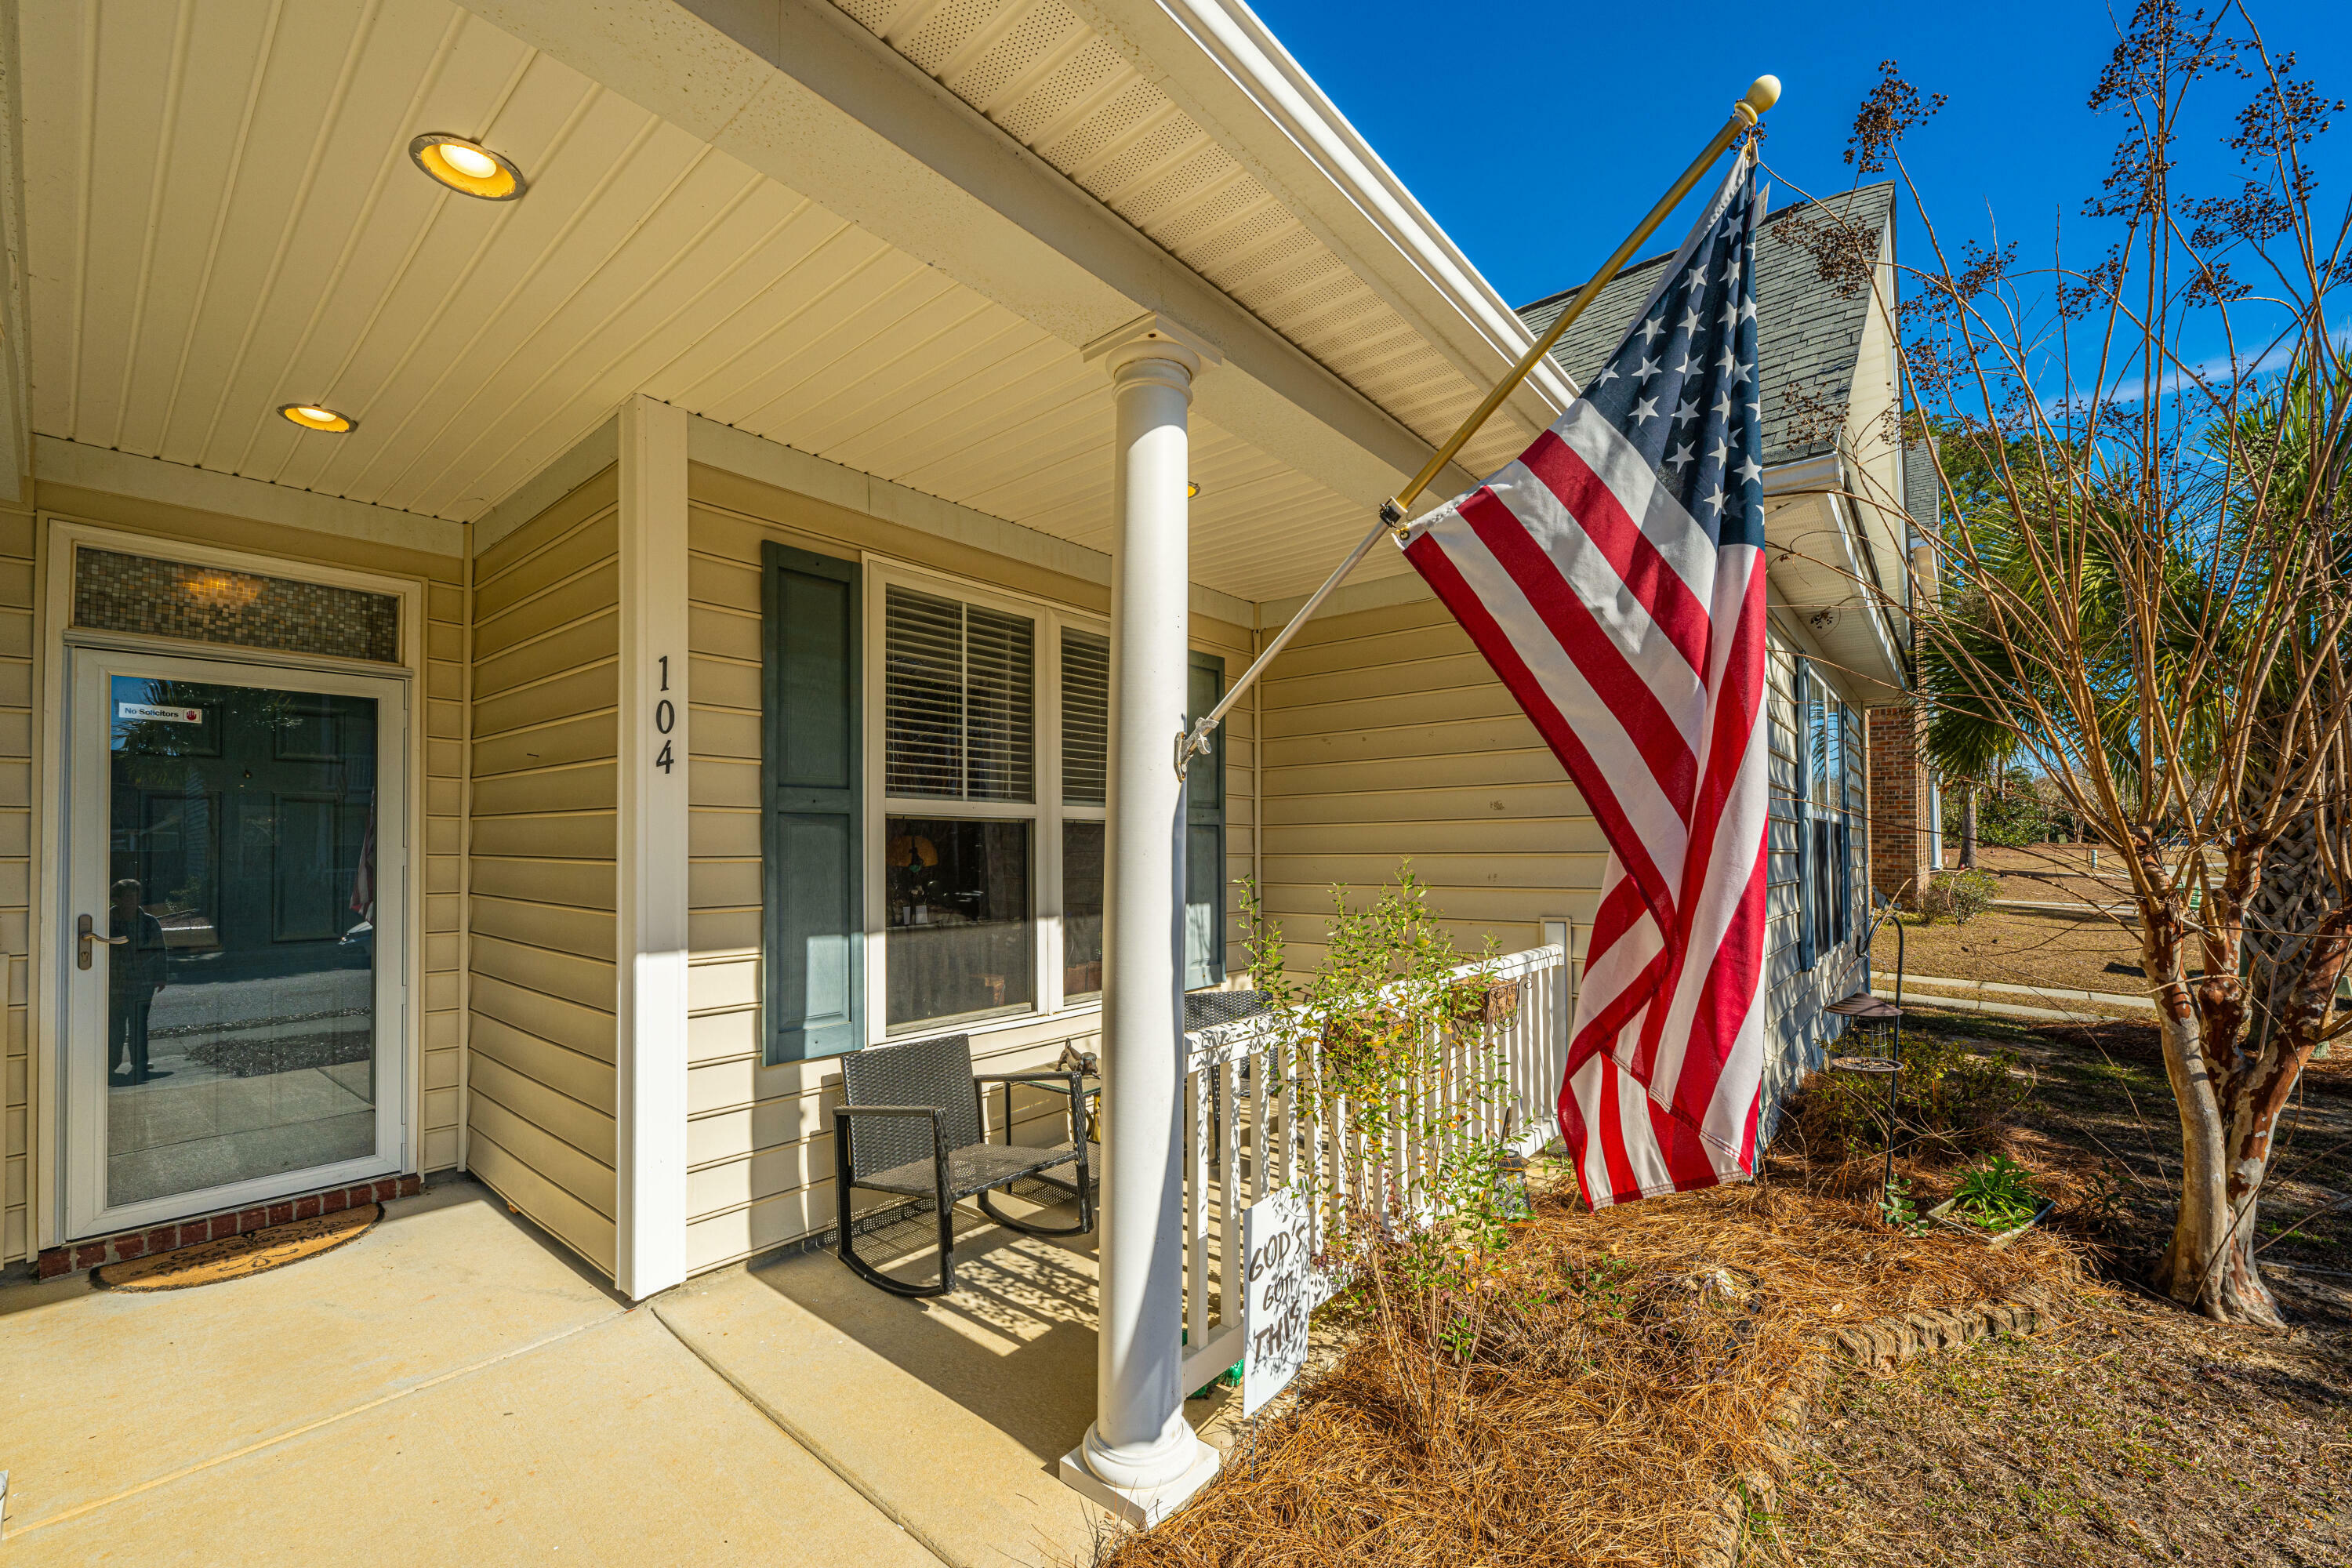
(615, 394), (691, 1301)
(1062, 317), (1221, 1525)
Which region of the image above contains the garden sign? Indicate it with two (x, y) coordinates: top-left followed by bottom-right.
(1240, 1185), (1328, 1417)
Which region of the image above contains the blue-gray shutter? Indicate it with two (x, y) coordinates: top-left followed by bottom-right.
(1185, 653), (1226, 990)
(763, 542), (863, 1062)
(1794, 656), (1817, 972)
(1835, 701), (1856, 949)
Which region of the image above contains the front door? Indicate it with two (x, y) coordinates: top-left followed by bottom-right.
(64, 648), (408, 1239)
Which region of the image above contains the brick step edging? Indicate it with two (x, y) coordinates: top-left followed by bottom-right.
(35, 1173), (423, 1279)
(1692, 1288), (2057, 1568)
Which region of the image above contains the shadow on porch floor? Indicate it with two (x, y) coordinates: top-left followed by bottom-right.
(653, 1181), (1130, 1568)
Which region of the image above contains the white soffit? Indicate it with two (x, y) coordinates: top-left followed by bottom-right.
(828, 0), (1546, 478)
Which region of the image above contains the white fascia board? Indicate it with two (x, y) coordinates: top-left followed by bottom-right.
(33, 436), (465, 557)
(470, 0), (1482, 516)
(1073, 0), (1574, 435)
(1760, 481), (1904, 703)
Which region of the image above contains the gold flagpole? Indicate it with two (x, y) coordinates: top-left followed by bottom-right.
(1178, 74), (1780, 775)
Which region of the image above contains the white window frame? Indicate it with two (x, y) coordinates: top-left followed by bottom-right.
(859, 557), (1109, 1040)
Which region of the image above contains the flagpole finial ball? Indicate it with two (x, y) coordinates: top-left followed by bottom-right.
(1744, 76), (1781, 114)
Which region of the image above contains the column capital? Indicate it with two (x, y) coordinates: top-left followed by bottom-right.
(1082, 313), (1221, 379)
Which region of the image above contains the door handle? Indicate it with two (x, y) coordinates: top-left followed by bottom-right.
(78, 913), (128, 971)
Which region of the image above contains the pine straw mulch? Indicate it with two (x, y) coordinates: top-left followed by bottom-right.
(1105, 1177), (2078, 1568)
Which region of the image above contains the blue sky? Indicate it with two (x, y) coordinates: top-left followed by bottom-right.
(1252, 0), (2352, 345)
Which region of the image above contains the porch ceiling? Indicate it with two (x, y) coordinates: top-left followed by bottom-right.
(20, 0), (1412, 602)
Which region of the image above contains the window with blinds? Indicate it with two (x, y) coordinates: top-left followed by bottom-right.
(1061, 629), (1109, 807)
(884, 584), (1035, 801)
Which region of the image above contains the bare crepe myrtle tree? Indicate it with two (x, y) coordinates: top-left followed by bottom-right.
(1771, 3), (2352, 1323)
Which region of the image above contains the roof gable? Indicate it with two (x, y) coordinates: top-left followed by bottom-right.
(1515, 183), (1896, 467)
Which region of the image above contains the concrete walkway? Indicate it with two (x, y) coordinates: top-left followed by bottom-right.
(1876, 971), (2158, 1011)
(1883, 990), (2136, 1025)
(0, 1178), (1119, 1566)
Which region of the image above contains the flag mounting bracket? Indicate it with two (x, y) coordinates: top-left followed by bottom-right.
(1172, 74), (1780, 782)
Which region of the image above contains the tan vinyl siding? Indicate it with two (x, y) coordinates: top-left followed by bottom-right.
(466, 470), (619, 1279)
(1256, 593), (1599, 973)
(680, 464), (1255, 1276)
(0, 503), (31, 1264)
(6, 482), (464, 1264)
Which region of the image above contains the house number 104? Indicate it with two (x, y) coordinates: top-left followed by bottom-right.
(655, 654), (677, 774)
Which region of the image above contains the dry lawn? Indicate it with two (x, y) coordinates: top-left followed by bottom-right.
(1757, 1282), (2352, 1566)
(1944, 843), (2216, 909)
(1872, 908), (2183, 1004)
(1755, 1006), (2352, 1566)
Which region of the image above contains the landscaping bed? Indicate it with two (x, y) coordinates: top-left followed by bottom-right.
(1107, 1177), (2074, 1567)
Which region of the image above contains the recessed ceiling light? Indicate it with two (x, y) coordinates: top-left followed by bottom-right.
(1187, 481), (1200, 498)
(280, 403), (355, 434)
(408, 133), (524, 201)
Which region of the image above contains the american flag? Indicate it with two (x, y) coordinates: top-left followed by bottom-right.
(1400, 153), (1770, 1209)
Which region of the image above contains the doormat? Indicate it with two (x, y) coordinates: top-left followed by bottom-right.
(93, 1203), (380, 1291)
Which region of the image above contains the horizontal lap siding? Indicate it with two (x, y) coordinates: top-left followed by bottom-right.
(467, 471), (619, 1279)
(1259, 594), (1866, 1156)
(0, 506), (31, 1262)
(423, 577), (465, 1171)
(1257, 594), (1596, 976)
(1760, 634), (1810, 1135)
(681, 470), (1256, 1275)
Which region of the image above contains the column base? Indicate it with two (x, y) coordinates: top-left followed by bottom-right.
(1059, 1432), (1221, 1529)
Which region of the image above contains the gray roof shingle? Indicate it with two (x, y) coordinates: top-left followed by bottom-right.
(1904, 436), (1938, 534)
(1515, 183), (1895, 468)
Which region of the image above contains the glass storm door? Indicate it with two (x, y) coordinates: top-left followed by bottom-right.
(64, 649), (406, 1237)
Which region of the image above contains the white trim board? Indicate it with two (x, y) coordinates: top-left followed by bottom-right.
(615, 396), (691, 1301)
(33, 437), (465, 558)
(1254, 559), (1430, 628)
(685, 413), (1258, 629)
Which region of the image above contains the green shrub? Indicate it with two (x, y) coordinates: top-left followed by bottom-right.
(1918, 867), (2000, 925)
(1791, 1029), (2029, 1163)
(1949, 1152), (2041, 1229)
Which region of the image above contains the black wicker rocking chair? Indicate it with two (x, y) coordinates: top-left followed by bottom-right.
(832, 1032), (1093, 1298)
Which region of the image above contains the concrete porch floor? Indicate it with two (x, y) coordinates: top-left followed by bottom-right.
(0, 1177), (1177, 1566)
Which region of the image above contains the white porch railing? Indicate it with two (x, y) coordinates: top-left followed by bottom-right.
(1174, 942), (1571, 1392)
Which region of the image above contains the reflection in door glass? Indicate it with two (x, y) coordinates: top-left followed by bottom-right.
(107, 677), (378, 1207)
